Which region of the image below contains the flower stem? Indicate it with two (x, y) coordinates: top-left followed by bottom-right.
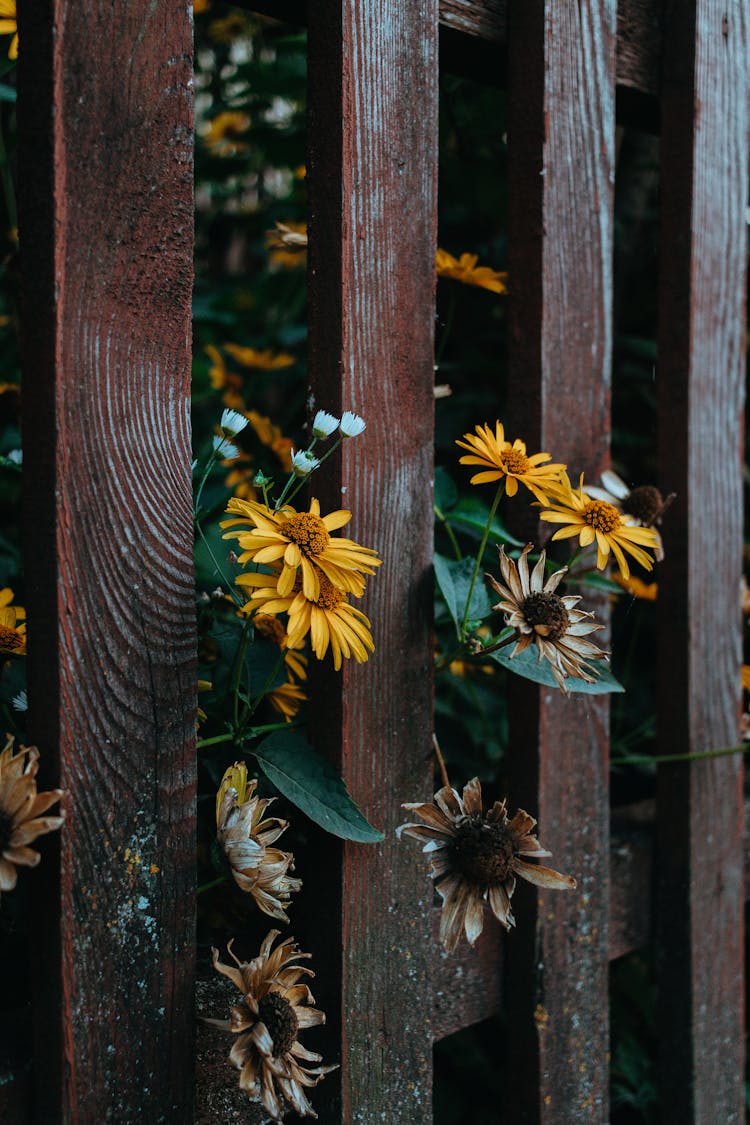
(611, 744), (746, 767)
(435, 504), (462, 561)
(197, 875), (229, 895)
(460, 481), (504, 639)
(232, 616), (253, 728)
(433, 733), (451, 790)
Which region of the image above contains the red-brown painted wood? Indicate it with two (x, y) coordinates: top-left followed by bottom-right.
(305, 3), (438, 1121)
(655, 2), (748, 1121)
(17, 1), (195, 1120)
(504, 2), (615, 1121)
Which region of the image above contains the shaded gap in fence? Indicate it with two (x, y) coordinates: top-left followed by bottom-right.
(504, 1), (616, 1121)
(655, 0), (748, 1120)
(305, 2), (439, 1120)
(18, 1), (196, 1120)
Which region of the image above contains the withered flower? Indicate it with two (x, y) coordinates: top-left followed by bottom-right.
(216, 763), (301, 922)
(211, 931), (336, 1121)
(0, 735), (64, 896)
(486, 544), (607, 692)
(398, 777), (575, 952)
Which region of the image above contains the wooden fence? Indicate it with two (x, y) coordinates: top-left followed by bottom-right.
(3, 0), (747, 1121)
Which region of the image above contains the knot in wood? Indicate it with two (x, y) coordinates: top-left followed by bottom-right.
(582, 499), (621, 533)
(451, 816), (515, 887)
(279, 512), (330, 556)
(258, 991), (299, 1057)
(521, 592), (570, 639)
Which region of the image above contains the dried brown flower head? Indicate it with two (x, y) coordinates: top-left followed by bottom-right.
(398, 777), (575, 953)
(0, 735), (64, 896)
(216, 763), (301, 922)
(211, 931), (336, 1121)
(486, 544), (608, 692)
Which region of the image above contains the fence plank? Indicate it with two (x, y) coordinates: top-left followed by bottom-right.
(504, 2), (615, 1121)
(305, 3), (438, 1121)
(17, 2), (195, 1120)
(655, 2), (748, 1121)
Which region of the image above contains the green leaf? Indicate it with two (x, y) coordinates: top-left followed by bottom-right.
(0, 83), (16, 104)
(448, 496), (523, 547)
(434, 466), (458, 512)
(486, 643), (625, 694)
(434, 553), (491, 629)
(254, 731), (384, 842)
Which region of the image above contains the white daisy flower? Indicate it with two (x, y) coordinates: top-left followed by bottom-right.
(340, 411), (366, 438)
(312, 410), (340, 439)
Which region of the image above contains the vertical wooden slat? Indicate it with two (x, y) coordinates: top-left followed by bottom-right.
(18, 1), (195, 1120)
(306, 3), (438, 1120)
(505, 2), (615, 1121)
(655, 2), (748, 1120)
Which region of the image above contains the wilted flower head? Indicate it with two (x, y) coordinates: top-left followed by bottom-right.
(220, 408), (249, 438)
(0, 736), (65, 897)
(312, 410), (339, 439)
(339, 411), (366, 438)
(211, 931), (337, 1121)
(216, 762), (301, 922)
(486, 544), (608, 692)
(398, 776), (575, 952)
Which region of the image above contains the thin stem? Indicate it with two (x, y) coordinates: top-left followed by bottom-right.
(435, 504), (462, 561)
(236, 647), (288, 732)
(195, 520), (242, 603)
(196, 732), (234, 750)
(232, 616), (253, 728)
(611, 744), (746, 767)
(197, 875), (229, 895)
(433, 733), (451, 790)
(460, 481), (504, 639)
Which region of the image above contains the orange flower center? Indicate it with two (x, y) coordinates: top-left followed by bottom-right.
(279, 512), (330, 556)
(582, 499), (621, 533)
(451, 816), (515, 887)
(521, 592), (570, 640)
(0, 624), (22, 653)
(315, 574), (345, 611)
(258, 990), (299, 1057)
(254, 614), (286, 646)
(500, 448), (530, 475)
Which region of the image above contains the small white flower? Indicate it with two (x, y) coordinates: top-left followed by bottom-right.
(312, 410), (340, 439)
(213, 434), (239, 460)
(291, 448), (321, 477)
(220, 408), (249, 437)
(6, 449), (22, 465)
(340, 411), (366, 438)
(12, 690), (27, 712)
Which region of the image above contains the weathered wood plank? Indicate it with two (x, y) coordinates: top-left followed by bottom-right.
(655, 1), (748, 1121)
(504, 2), (615, 1121)
(17, 1), (196, 1120)
(305, 3), (438, 1122)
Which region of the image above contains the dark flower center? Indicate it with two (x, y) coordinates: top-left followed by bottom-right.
(280, 512), (330, 556)
(450, 816), (515, 887)
(0, 808), (12, 853)
(258, 991), (299, 1057)
(0, 624), (21, 653)
(500, 448), (530, 475)
(624, 485), (663, 526)
(315, 574), (344, 610)
(521, 592), (570, 640)
(582, 499), (621, 533)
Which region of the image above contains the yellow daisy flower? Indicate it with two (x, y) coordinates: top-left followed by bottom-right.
(285, 574), (375, 671)
(456, 421), (566, 502)
(204, 111), (251, 156)
(539, 472), (660, 580)
(0, 1), (17, 61)
(223, 344), (295, 371)
(436, 248), (507, 294)
(0, 587), (25, 655)
(222, 497), (381, 601)
(612, 574), (658, 601)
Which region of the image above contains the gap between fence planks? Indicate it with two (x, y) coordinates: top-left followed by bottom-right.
(17, 1), (196, 1121)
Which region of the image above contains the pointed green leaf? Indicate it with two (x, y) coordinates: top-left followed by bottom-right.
(434, 553), (491, 629)
(486, 643), (625, 694)
(254, 730), (384, 842)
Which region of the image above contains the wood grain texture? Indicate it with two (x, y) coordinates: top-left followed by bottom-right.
(504, 2), (615, 1121)
(17, 1), (196, 1121)
(655, 1), (748, 1121)
(305, 2), (438, 1121)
